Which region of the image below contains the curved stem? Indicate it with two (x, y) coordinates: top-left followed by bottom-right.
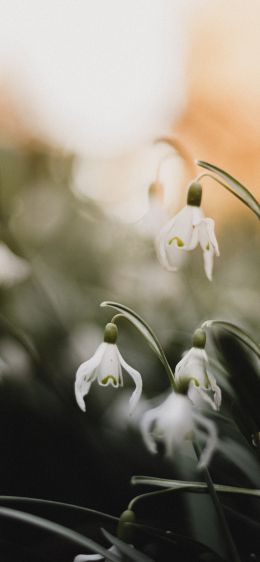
(111, 314), (126, 324)
(103, 303), (175, 389)
(0, 495), (118, 522)
(0, 507), (120, 562)
(194, 171), (257, 211)
(155, 136), (196, 179)
(193, 442), (241, 562)
(128, 487), (180, 511)
(131, 476), (260, 498)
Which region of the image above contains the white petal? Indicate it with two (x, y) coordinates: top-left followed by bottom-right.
(198, 218), (219, 253)
(174, 348), (194, 382)
(155, 218), (181, 271)
(207, 371), (222, 410)
(167, 206), (195, 248)
(203, 247), (214, 281)
(73, 545), (121, 562)
(0, 242), (31, 286)
(97, 344), (122, 387)
(193, 412), (218, 469)
(73, 554), (104, 562)
(117, 351), (142, 413)
(188, 206), (204, 250)
(156, 206), (201, 272)
(74, 343), (106, 411)
(197, 218), (219, 280)
(175, 348), (208, 387)
(160, 238), (187, 271)
(206, 218), (220, 256)
(141, 407), (161, 454)
(188, 382), (217, 411)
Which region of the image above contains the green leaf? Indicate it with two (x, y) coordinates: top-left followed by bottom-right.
(102, 528), (155, 562)
(202, 319), (260, 359)
(0, 507), (120, 562)
(100, 301), (174, 384)
(0, 495), (118, 522)
(131, 475), (260, 498)
(125, 522), (226, 562)
(197, 160), (260, 219)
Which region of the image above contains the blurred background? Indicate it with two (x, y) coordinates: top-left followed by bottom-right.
(0, 1), (259, 559)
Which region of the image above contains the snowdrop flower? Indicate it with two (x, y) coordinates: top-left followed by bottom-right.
(174, 329), (221, 411)
(75, 323), (142, 414)
(141, 391), (217, 469)
(74, 545), (122, 562)
(156, 181), (219, 280)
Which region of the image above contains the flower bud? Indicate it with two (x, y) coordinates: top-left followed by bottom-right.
(103, 323), (118, 344)
(117, 509), (136, 543)
(187, 181), (202, 206)
(192, 328), (206, 349)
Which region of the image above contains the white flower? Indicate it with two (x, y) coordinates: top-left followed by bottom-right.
(141, 392), (218, 469)
(74, 545), (122, 561)
(0, 242), (30, 287)
(75, 324), (142, 414)
(156, 202), (219, 281)
(175, 347), (222, 411)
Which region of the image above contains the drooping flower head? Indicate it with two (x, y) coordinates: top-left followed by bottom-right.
(141, 391), (217, 469)
(156, 181), (219, 280)
(75, 323), (142, 414)
(174, 328), (222, 411)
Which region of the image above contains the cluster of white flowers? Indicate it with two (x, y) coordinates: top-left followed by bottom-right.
(75, 320), (221, 468)
(73, 174), (223, 561)
(74, 177), (222, 474)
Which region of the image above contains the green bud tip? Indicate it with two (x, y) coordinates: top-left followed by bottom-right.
(117, 509), (136, 543)
(192, 328), (206, 349)
(187, 181), (202, 206)
(104, 322), (118, 344)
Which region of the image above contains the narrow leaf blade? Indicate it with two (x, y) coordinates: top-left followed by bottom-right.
(197, 160), (260, 218)
(0, 507), (120, 562)
(102, 528), (155, 562)
(100, 301), (173, 377)
(202, 319), (260, 358)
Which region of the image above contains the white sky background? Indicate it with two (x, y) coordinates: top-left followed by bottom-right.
(0, 0), (193, 156)
(0, 0), (196, 219)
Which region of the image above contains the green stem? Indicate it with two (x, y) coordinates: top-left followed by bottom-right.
(0, 495), (118, 522)
(128, 488), (179, 511)
(195, 171), (259, 214)
(0, 507), (120, 562)
(109, 308), (175, 389)
(193, 442), (241, 562)
(195, 171), (240, 196)
(131, 475), (260, 498)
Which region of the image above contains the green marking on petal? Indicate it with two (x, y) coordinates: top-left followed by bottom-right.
(101, 375), (118, 385)
(205, 242), (210, 250)
(191, 377), (200, 387)
(168, 236), (184, 247)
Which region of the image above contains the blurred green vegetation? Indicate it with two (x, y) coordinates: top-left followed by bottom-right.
(0, 143), (259, 561)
